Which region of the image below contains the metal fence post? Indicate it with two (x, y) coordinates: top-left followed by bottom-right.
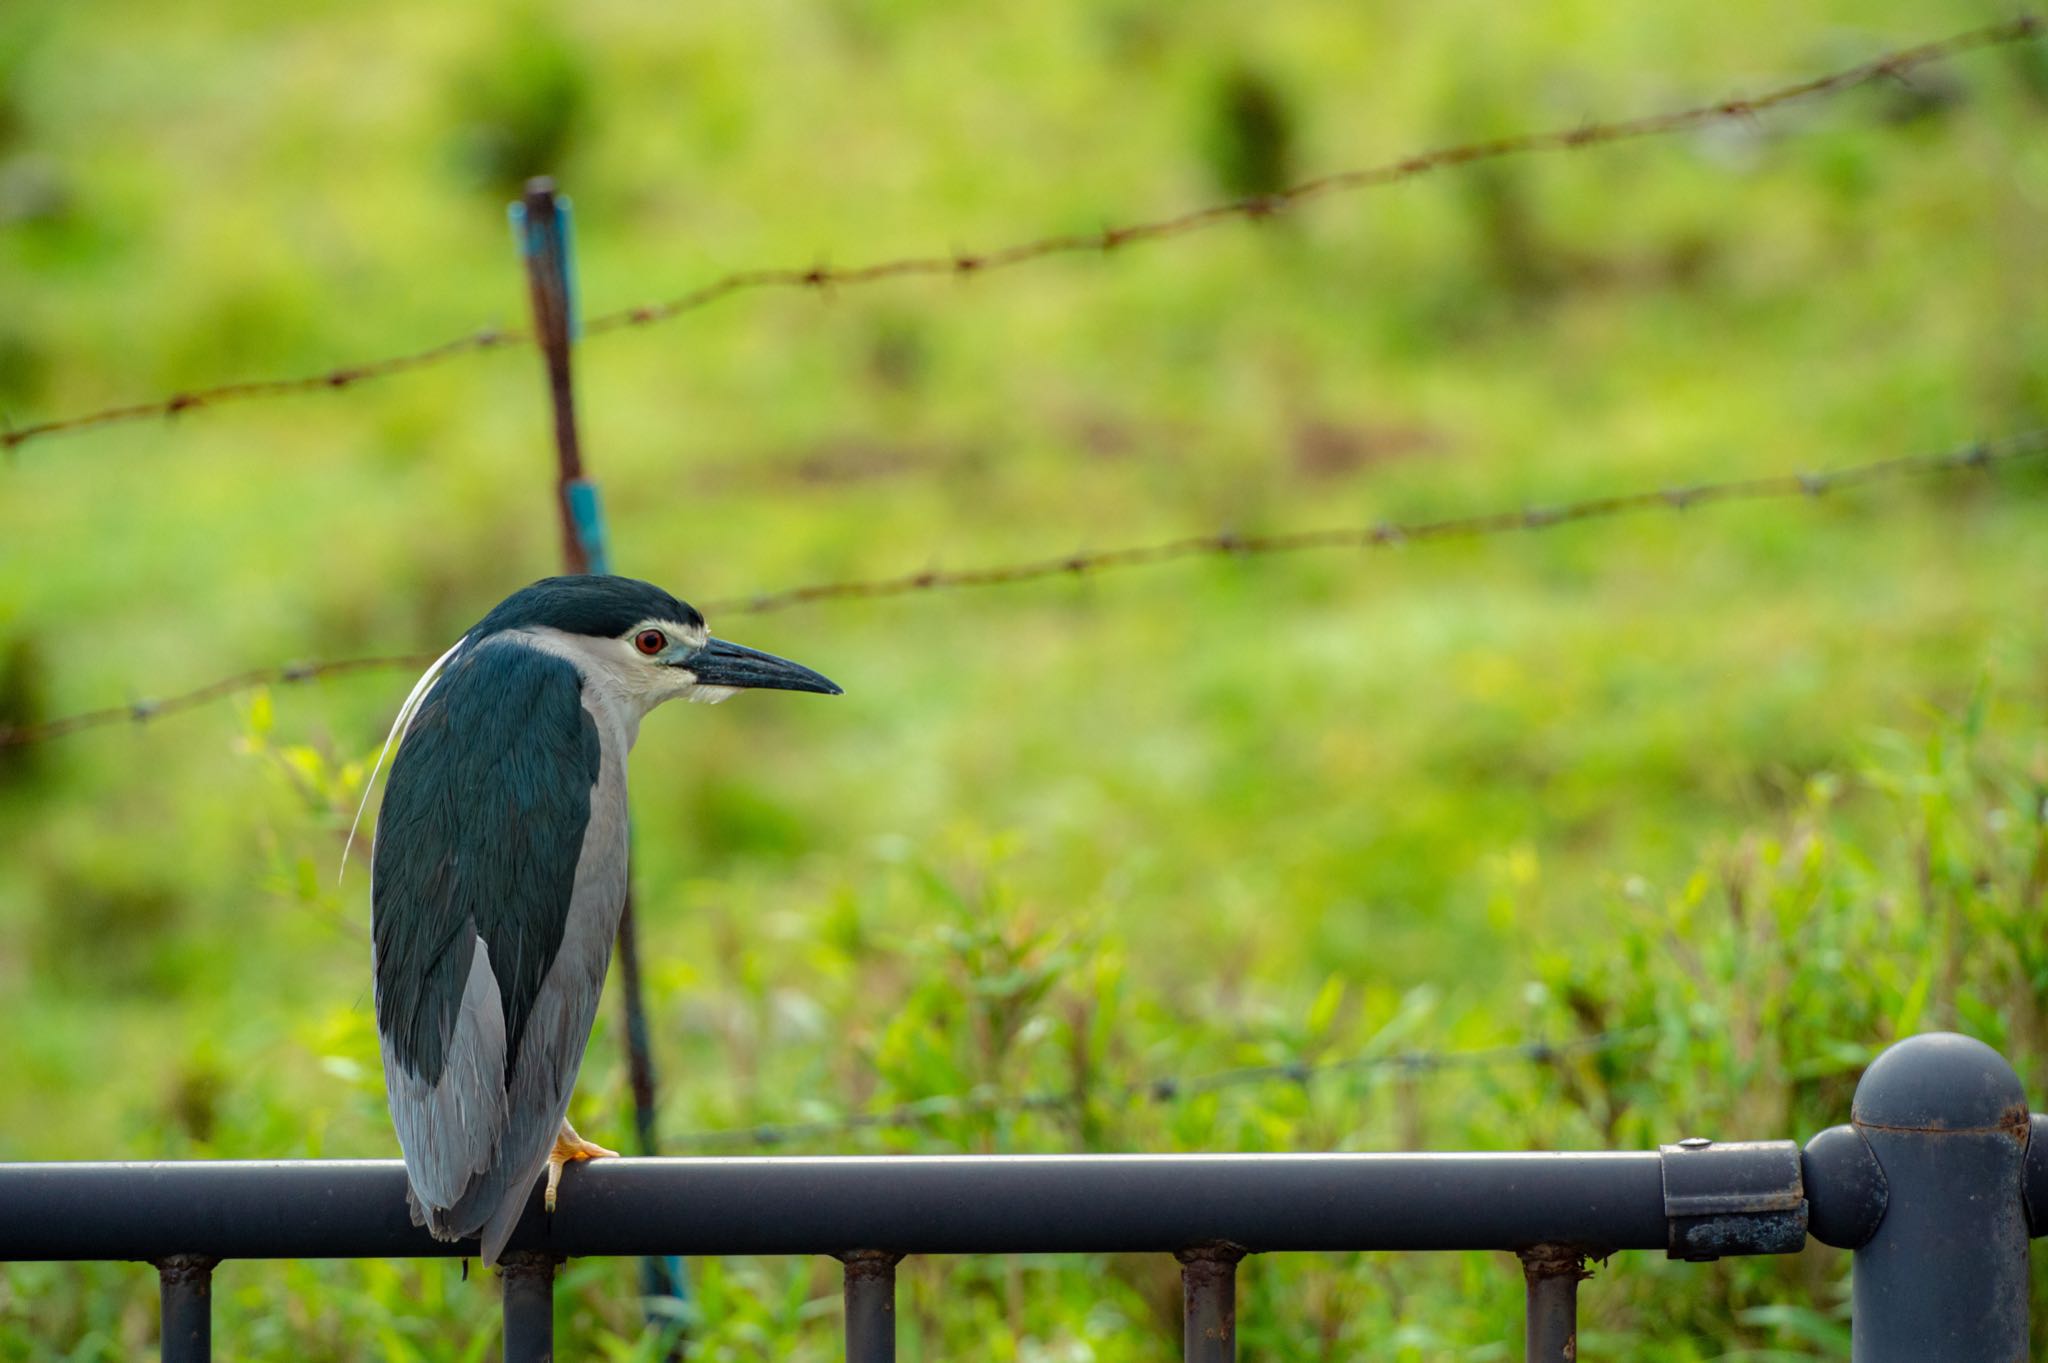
(1177, 1244), (1244, 1363)
(1846, 1032), (2031, 1361)
(512, 174), (687, 1340)
(155, 1255), (216, 1363)
(500, 1251), (559, 1363)
(1517, 1244), (1585, 1362)
(840, 1251), (901, 1363)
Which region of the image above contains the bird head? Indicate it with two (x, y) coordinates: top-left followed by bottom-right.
(469, 575), (841, 713)
(341, 573), (837, 877)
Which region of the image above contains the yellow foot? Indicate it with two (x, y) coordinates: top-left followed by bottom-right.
(544, 1122), (619, 1214)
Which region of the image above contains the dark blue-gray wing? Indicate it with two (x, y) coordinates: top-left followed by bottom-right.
(370, 637), (603, 1250)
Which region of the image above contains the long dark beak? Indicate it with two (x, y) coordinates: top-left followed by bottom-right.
(680, 637), (842, 695)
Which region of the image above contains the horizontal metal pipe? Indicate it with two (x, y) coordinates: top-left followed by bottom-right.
(0, 1154), (1669, 1262)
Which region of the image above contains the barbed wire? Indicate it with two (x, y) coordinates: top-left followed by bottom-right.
(3, 17), (2036, 458)
(2, 429), (2038, 751)
(698, 429), (2044, 616)
(666, 1029), (1655, 1149)
(0, 332), (526, 454)
(0, 655), (437, 748)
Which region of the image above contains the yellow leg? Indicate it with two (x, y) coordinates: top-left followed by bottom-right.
(544, 1119), (619, 1213)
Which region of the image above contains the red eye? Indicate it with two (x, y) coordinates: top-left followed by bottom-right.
(634, 629), (668, 656)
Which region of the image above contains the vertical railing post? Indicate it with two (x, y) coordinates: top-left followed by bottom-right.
(1846, 1032), (2031, 1361)
(1517, 1244), (1585, 1363)
(500, 1251), (559, 1363)
(1176, 1245), (1244, 1363)
(840, 1251), (902, 1363)
(155, 1255), (216, 1363)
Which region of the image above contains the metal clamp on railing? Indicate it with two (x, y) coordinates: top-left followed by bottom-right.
(1659, 1137), (1807, 1260)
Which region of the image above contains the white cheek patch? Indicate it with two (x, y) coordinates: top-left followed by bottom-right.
(676, 681), (737, 705)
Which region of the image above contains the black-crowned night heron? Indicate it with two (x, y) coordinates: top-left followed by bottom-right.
(360, 576), (839, 1263)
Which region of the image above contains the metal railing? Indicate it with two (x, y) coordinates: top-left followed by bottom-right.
(4, 1032), (2044, 1362)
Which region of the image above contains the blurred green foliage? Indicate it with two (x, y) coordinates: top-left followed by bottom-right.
(0, 0), (2044, 1358)
(446, 17), (594, 198)
(1201, 65), (1296, 202)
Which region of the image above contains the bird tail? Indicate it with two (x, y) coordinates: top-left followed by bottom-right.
(407, 1185), (468, 1239)
(404, 1155), (549, 1266)
(478, 1189), (529, 1268)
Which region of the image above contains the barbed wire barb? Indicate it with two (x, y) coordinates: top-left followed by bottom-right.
(2, 16), (2038, 457)
(2, 429), (2039, 751)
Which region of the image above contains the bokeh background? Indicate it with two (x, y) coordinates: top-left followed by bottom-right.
(3, 1), (2046, 1358)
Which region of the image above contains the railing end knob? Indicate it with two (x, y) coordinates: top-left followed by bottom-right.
(1852, 1032), (2027, 1134)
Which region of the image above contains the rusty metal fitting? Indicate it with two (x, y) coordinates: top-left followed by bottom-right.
(153, 1253), (218, 1285)
(496, 1249), (560, 1282)
(838, 1248), (904, 1278)
(1517, 1242), (1590, 1282)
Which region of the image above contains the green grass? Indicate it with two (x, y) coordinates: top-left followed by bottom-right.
(1, 0), (2046, 1357)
